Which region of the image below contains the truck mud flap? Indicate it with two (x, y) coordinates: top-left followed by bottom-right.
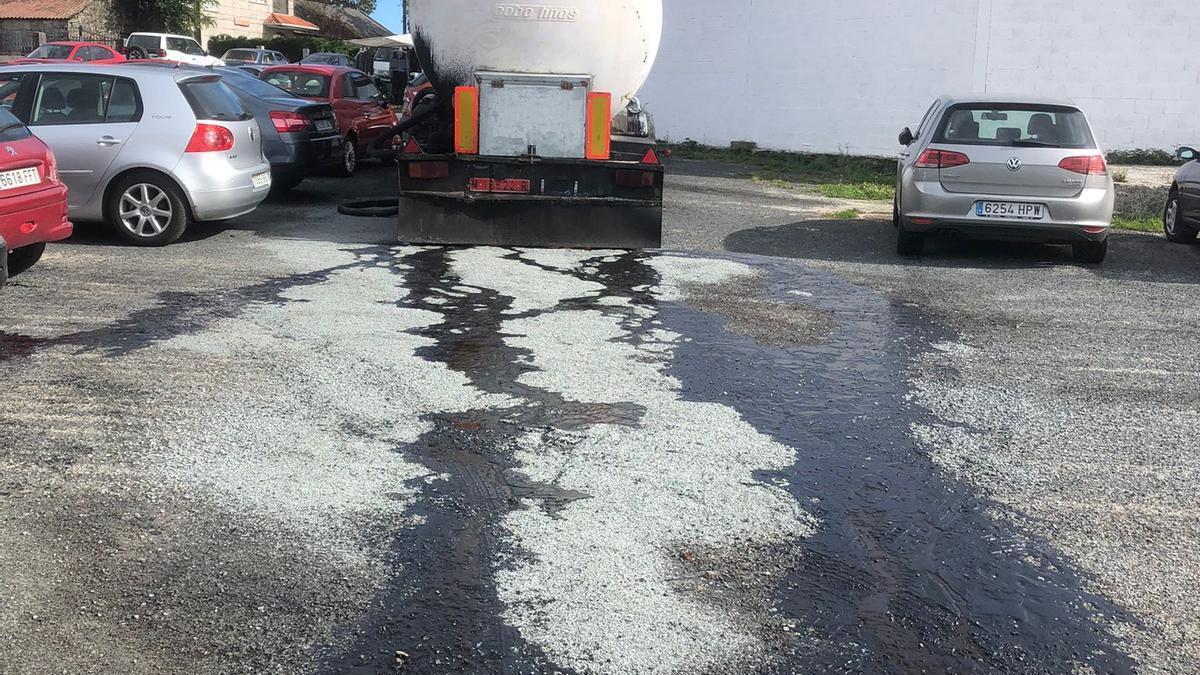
(396, 195), (663, 249)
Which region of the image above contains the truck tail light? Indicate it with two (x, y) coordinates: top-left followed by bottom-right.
(1058, 155), (1107, 175)
(185, 124), (234, 153)
(585, 92), (612, 161)
(615, 170), (655, 187)
(914, 149), (970, 168)
(640, 148), (661, 165)
(409, 162), (449, 179)
(269, 110), (309, 133)
(404, 136), (424, 154)
(454, 86), (479, 155)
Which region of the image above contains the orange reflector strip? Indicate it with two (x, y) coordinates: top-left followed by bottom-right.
(454, 86), (480, 155)
(585, 92), (611, 161)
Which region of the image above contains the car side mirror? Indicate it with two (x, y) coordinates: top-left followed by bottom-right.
(898, 127), (914, 146)
(1177, 146), (1198, 162)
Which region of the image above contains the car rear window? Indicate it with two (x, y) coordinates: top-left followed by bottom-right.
(224, 49), (255, 61)
(127, 35), (159, 50)
(221, 68), (301, 99)
(263, 71), (330, 98)
(0, 106), (31, 141)
(933, 104), (1096, 149)
(178, 78), (252, 121)
(29, 44), (73, 59)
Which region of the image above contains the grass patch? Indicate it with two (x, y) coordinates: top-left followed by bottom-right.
(1111, 168), (1129, 183)
(831, 209), (862, 220)
(666, 141), (894, 184)
(1112, 216), (1162, 233)
(818, 182), (895, 201)
(1106, 148), (1180, 166)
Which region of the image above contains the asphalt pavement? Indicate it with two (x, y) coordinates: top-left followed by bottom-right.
(0, 159), (1197, 674)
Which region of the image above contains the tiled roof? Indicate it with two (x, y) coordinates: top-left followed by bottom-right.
(265, 12), (319, 30)
(0, 0), (90, 20)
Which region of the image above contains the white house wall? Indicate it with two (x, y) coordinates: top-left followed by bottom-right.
(640, 0), (1197, 156)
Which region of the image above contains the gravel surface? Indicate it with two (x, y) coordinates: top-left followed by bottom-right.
(1, 159), (1198, 673)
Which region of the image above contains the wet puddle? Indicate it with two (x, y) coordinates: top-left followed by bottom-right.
(662, 253), (1137, 673)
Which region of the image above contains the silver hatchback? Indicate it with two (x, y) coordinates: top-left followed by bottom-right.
(0, 63), (271, 245)
(896, 95), (1114, 263)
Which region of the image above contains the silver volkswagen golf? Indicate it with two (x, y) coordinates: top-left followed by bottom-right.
(896, 95), (1114, 263)
(0, 63), (271, 246)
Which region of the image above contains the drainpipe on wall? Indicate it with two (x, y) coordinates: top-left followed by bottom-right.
(971, 0), (993, 93)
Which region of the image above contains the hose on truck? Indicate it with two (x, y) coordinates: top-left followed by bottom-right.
(338, 96), (445, 219)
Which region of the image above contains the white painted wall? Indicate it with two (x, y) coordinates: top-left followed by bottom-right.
(640, 0), (1198, 156)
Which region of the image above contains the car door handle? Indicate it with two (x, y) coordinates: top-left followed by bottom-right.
(96, 136), (122, 146)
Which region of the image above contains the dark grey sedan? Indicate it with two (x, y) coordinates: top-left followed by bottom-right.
(1164, 147), (1200, 244)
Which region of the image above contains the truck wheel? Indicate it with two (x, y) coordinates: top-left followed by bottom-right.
(1072, 238), (1108, 264)
(106, 173), (190, 246)
(336, 137), (358, 177)
(897, 224), (924, 257)
(1164, 191), (1198, 243)
(6, 242), (45, 278)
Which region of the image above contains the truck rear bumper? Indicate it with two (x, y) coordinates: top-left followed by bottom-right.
(396, 154), (663, 249)
(398, 191), (662, 248)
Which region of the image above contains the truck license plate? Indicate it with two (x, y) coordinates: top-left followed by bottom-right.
(976, 201), (1044, 220)
(0, 166), (40, 190)
(468, 178), (531, 194)
(252, 171), (272, 189)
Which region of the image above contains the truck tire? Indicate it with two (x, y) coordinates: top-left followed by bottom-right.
(1164, 191), (1198, 243)
(6, 242), (45, 278)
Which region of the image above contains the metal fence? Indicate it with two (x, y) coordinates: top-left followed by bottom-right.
(0, 26), (123, 57)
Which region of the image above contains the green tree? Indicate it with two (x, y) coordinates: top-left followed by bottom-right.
(114, 0), (215, 37)
(325, 0), (378, 18)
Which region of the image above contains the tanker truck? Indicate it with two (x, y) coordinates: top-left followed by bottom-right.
(394, 0), (665, 248)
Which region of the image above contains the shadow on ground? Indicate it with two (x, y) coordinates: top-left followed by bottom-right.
(724, 218), (1200, 284)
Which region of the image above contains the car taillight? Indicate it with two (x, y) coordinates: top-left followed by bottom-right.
(151, 48), (166, 58)
(914, 149), (970, 168)
(269, 110), (310, 134)
(1058, 155), (1107, 175)
(45, 151), (58, 183)
(185, 124), (235, 153)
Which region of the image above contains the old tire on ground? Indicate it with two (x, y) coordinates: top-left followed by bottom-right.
(335, 137), (358, 177)
(6, 242), (45, 278)
(106, 172), (190, 247)
(1164, 191), (1198, 243)
(1073, 238), (1108, 264)
(897, 223), (924, 257)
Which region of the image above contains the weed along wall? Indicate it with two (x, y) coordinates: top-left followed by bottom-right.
(641, 0), (1197, 156)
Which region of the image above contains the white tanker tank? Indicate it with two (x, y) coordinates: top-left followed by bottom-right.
(410, 0), (663, 107)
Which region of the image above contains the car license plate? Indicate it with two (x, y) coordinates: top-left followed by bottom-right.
(976, 201), (1044, 220)
(315, 119), (334, 132)
(252, 171), (271, 189)
(0, 166), (40, 191)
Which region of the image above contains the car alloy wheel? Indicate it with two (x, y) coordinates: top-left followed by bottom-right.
(119, 183), (174, 239)
(1165, 198), (1179, 237)
(344, 141), (357, 174)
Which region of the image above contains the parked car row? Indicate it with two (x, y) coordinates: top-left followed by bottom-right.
(0, 55), (401, 281)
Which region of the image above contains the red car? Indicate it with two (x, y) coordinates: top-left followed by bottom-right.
(17, 41), (126, 64)
(260, 64), (398, 176)
(0, 107), (71, 287)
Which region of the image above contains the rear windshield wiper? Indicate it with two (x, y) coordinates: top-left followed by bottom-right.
(1009, 139), (1058, 147)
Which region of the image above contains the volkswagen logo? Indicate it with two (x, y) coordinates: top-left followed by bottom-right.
(1007, 157), (1023, 172)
